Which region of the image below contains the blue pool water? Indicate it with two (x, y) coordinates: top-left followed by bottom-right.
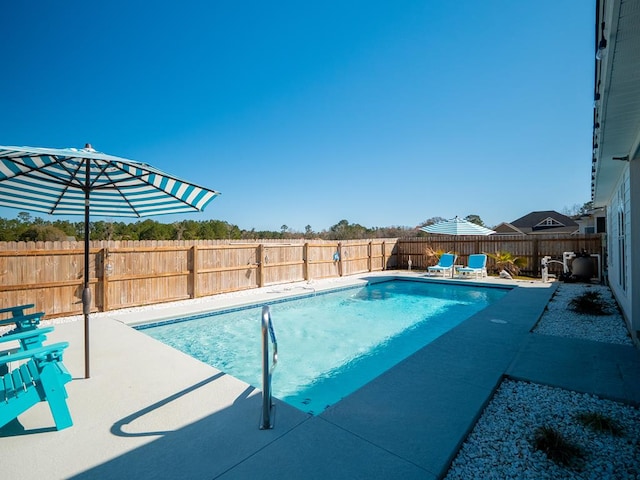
(139, 280), (507, 414)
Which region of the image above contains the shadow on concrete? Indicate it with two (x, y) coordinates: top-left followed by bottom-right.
(111, 372), (228, 438)
(69, 385), (309, 479)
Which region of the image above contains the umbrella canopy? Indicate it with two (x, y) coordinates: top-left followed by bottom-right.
(420, 216), (496, 236)
(0, 144), (221, 377)
(0, 145), (219, 216)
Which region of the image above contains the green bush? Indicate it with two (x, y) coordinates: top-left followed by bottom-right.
(569, 291), (611, 316)
(533, 425), (584, 468)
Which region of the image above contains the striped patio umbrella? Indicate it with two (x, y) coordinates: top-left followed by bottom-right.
(420, 216), (496, 236)
(420, 217), (495, 277)
(0, 144), (221, 377)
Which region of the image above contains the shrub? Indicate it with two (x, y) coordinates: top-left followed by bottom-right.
(486, 251), (526, 276)
(569, 290), (611, 316)
(423, 246), (445, 267)
(533, 425), (584, 467)
(575, 411), (624, 436)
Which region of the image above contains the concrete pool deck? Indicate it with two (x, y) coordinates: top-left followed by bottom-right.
(2, 272), (639, 479)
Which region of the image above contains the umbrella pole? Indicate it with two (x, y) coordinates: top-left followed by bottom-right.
(453, 237), (457, 278)
(82, 162), (91, 379)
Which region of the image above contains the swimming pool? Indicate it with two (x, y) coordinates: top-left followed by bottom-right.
(138, 279), (508, 414)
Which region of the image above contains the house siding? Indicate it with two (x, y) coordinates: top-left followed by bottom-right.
(630, 159), (640, 337)
(607, 164), (639, 339)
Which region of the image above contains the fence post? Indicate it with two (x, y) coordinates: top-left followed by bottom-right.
(303, 243), (309, 281)
(258, 244), (265, 287)
(338, 242), (343, 277)
(368, 241), (372, 272)
(532, 238), (539, 278)
(190, 245), (198, 298)
(101, 247), (109, 312)
(382, 241), (386, 270)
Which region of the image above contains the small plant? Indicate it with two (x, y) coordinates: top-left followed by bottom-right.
(575, 411), (624, 436)
(533, 425), (584, 467)
(424, 246), (445, 267)
(569, 290), (611, 315)
(486, 250), (526, 276)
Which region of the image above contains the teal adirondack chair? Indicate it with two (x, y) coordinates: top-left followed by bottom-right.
(1, 327), (56, 356)
(0, 342), (73, 431)
(0, 319), (54, 377)
(0, 305), (44, 335)
(0, 304), (35, 319)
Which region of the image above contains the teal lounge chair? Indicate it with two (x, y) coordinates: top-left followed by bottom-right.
(427, 253), (457, 277)
(458, 254), (488, 279)
(0, 342), (73, 431)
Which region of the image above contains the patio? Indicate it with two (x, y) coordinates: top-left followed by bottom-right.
(2, 272), (639, 479)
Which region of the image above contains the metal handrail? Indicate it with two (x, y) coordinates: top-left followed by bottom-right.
(260, 305), (278, 429)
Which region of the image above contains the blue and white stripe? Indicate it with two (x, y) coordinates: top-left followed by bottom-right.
(420, 216), (496, 236)
(0, 145), (220, 217)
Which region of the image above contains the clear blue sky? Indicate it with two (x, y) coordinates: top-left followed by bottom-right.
(1, 1), (594, 232)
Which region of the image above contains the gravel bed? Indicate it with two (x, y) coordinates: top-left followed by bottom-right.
(533, 283), (633, 346)
(445, 282), (640, 479)
(445, 379), (640, 479)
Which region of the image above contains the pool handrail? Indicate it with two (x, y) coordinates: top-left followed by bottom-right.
(260, 305), (278, 429)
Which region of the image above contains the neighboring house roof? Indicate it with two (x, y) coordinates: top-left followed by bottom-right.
(493, 222), (526, 235)
(508, 210), (579, 235)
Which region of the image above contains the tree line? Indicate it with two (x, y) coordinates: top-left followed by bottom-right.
(0, 212), (487, 242)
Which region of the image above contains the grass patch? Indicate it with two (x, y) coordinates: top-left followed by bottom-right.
(568, 290), (611, 316)
(575, 411), (625, 436)
(533, 426), (584, 468)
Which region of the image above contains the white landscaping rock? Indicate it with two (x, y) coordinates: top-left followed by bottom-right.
(445, 283), (640, 479)
(533, 283), (632, 346)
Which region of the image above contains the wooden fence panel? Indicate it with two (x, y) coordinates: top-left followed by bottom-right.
(341, 241), (371, 276)
(0, 235), (597, 318)
(103, 246), (191, 310)
(108, 276), (190, 310)
(0, 242), (92, 318)
(304, 242), (339, 279)
(383, 240), (398, 269)
(195, 244), (259, 296)
(263, 244), (305, 285)
(370, 241), (383, 271)
(395, 235), (603, 276)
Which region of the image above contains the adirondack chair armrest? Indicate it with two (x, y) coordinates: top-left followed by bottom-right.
(0, 326), (55, 347)
(0, 342), (69, 368)
(0, 312), (45, 330)
(0, 304), (35, 317)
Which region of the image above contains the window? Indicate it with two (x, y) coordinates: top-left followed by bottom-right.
(617, 185), (627, 292)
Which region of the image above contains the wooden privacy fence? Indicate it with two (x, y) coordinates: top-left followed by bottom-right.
(0, 239), (398, 318)
(0, 234), (604, 319)
(397, 234), (605, 277)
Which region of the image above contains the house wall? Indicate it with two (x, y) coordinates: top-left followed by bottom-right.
(630, 159), (640, 339)
(577, 211), (606, 234)
(606, 163), (639, 341)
